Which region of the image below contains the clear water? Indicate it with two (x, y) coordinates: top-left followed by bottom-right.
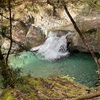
(9, 51), (99, 87)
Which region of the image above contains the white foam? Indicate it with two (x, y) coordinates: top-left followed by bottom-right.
(31, 32), (72, 60)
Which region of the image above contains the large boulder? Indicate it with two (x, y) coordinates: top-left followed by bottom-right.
(1, 40), (20, 54)
(1, 1), (100, 54)
(13, 21), (45, 48)
(47, 19), (100, 53)
(71, 19), (100, 53)
(25, 25), (45, 48)
(1, 24), (45, 53)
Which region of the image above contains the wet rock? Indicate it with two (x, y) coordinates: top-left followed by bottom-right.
(72, 19), (100, 53)
(50, 19), (100, 53)
(25, 25), (45, 47)
(1, 1), (100, 53)
(1, 40), (20, 54)
(1, 25), (45, 53)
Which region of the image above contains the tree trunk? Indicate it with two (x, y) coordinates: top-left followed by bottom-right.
(0, 47), (3, 60)
(3, 0), (14, 88)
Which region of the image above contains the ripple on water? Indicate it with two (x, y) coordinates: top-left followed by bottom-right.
(9, 51), (99, 87)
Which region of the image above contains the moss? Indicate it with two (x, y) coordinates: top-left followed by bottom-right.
(19, 84), (31, 93)
(29, 92), (38, 100)
(24, 77), (43, 90)
(15, 83), (38, 100)
(0, 76), (91, 99)
(27, 5), (35, 11)
(0, 89), (15, 100)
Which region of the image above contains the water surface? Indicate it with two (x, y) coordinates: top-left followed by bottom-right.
(9, 51), (99, 87)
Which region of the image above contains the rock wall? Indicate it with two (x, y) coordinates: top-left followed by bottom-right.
(1, 1), (100, 53)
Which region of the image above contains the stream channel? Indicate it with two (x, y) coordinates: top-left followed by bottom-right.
(9, 51), (99, 87)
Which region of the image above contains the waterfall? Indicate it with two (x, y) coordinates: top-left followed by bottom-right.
(30, 31), (72, 61)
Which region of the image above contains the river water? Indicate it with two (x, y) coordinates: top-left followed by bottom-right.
(9, 51), (99, 87)
(8, 31), (99, 87)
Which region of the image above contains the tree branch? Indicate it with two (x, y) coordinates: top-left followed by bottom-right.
(5, 35), (29, 51)
(4, 0), (14, 88)
(62, 0), (100, 80)
(0, 12), (20, 21)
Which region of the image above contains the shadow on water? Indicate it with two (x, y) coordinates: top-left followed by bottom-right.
(8, 51), (100, 87)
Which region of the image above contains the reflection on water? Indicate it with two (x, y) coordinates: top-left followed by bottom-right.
(9, 51), (99, 87)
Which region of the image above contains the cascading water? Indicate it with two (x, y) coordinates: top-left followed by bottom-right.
(7, 30), (99, 87)
(31, 31), (72, 60)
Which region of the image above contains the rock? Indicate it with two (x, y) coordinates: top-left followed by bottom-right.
(0, 37), (3, 46)
(13, 20), (28, 40)
(51, 19), (100, 53)
(47, 29), (71, 37)
(25, 25), (45, 47)
(72, 19), (100, 53)
(1, 24), (45, 53)
(1, 40), (10, 50)
(1, 1), (100, 53)
(98, 58), (100, 64)
(0, 90), (2, 96)
(1, 40), (20, 54)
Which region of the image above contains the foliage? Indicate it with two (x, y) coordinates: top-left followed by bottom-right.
(11, 68), (22, 82)
(0, 0), (99, 90)
(0, 26), (9, 38)
(69, 0), (100, 12)
(0, 24), (21, 88)
(20, 84), (31, 93)
(47, 0), (64, 8)
(0, 89), (15, 100)
(0, 60), (22, 88)
(0, 76), (90, 100)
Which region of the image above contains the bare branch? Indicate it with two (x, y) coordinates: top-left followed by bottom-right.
(0, 12), (20, 21)
(5, 35), (29, 51)
(62, 0), (100, 80)
(6, 0), (12, 66)
(4, 0), (14, 88)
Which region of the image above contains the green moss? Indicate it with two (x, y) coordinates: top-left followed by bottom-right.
(29, 92), (38, 100)
(0, 76), (91, 99)
(24, 77), (43, 90)
(20, 84), (31, 93)
(0, 89), (15, 100)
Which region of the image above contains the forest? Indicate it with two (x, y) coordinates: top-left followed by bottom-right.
(0, 0), (100, 99)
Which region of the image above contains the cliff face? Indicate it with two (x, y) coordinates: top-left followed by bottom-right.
(0, 1), (100, 53)
(65, 19), (100, 53)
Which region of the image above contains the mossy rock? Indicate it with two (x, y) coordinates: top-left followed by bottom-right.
(0, 76), (92, 100)
(0, 89), (15, 100)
